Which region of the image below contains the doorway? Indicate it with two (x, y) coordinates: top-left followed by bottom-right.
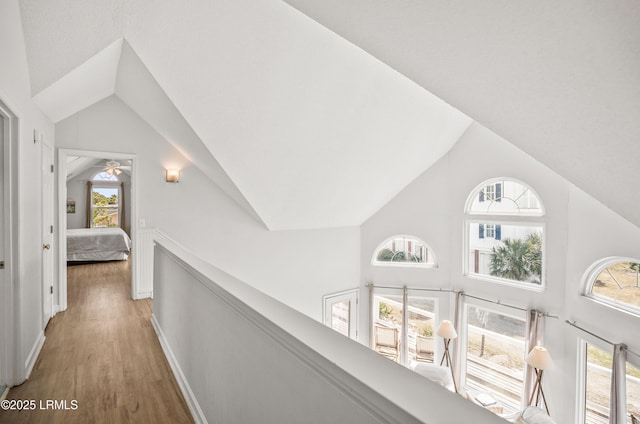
(0, 98), (19, 387)
(57, 149), (138, 312)
(41, 142), (54, 328)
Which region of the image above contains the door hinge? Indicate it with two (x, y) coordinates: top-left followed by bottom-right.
(50, 164), (54, 173)
(50, 225), (54, 234)
(50, 286), (53, 294)
(0, 261), (4, 269)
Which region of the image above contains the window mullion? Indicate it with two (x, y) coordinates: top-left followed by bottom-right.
(401, 286), (409, 366)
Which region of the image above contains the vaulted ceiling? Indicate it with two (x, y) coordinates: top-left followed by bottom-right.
(19, 1), (640, 229)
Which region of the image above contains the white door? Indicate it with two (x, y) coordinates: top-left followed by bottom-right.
(0, 114), (5, 387)
(323, 289), (358, 341)
(41, 142), (54, 327)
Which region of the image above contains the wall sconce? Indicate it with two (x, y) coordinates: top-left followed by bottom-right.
(166, 169), (180, 183)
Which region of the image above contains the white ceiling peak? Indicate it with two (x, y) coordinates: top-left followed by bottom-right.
(33, 38), (123, 123)
(21, 0), (474, 230)
(281, 0), (640, 228)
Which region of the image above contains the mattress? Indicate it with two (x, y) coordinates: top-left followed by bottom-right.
(67, 228), (131, 261)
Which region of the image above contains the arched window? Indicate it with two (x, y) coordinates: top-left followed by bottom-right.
(90, 171), (121, 228)
(465, 178), (545, 288)
(585, 258), (640, 316)
(372, 235), (436, 268)
(93, 171), (119, 181)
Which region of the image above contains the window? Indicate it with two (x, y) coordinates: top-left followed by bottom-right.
(323, 289), (358, 340)
(582, 343), (640, 423)
(372, 235), (436, 268)
(628, 362), (640, 423)
(464, 304), (526, 415)
(584, 343), (612, 424)
(465, 179), (545, 288)
(372, 292), (437, 366)
(585, 259), (640, 316)
(93, 171), (118, 181)
(91, 172), (120, 228)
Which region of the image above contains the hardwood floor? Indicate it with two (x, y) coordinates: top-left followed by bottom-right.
(0, 260), (193, 424)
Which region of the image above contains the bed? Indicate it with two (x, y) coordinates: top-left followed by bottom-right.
(67, 228), (132, 262)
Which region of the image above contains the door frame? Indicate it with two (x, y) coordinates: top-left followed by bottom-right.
(57, 148), (138, 311)
(0, 96), (21, 387)
(41, 141), (54, 328)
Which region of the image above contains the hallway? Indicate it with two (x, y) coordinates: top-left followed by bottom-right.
(0, 260), (193, 423)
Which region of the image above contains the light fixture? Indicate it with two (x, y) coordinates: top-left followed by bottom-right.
(105, 160), (123, 176)
(436, 320), (459, 393)
(166, 169), (180, 183)
(526, 345), (553, 414)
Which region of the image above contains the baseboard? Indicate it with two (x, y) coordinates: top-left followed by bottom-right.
(24, 331), (45, 379)
(151, 314), (206, 424)
(53, 304), (62, 315)
(135, 291), (153, 300)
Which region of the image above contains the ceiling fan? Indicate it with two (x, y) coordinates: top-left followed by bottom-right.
(91, 159), (131, 176)
(103, 160), (123, 176)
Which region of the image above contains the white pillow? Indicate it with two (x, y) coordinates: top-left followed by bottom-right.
(410, 363), (455, 392)
(514, 406), (556, 424)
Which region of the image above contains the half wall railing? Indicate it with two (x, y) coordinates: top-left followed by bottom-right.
(151, 231), (505, 424)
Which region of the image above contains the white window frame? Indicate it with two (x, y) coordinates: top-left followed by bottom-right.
(371, 234), (437, 269)
(460, 298), (528, 412)
(369, 287), (440, 367)
(485, 184), (496, 201)
(90, 181), (121, 228)
(464, 178), (546, 291)
(464, 218), (546, 291)
(323, 289), (359, 341)
(583, 257), (640, 318)
(485, 224), (496, 239)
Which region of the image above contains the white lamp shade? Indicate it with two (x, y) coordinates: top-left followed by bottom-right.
(436, 320), (458, 339)
(526, 345), (553, 370)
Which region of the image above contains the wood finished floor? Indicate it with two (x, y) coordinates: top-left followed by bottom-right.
(0, 260), (194, 424)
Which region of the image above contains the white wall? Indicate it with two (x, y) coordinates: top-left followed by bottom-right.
(153, 236), (504, 424)
(0, 0), (55, 383)
(361, 121), (640, 423)
(56, 95), (360, 320)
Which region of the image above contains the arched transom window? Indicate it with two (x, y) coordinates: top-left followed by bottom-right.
(585, 258), (640, 315)
(465, 178), (545, 289)
(372, 235), (436, 268)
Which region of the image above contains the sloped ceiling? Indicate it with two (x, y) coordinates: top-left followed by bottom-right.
(19, 0), (472, 230)
(281, 0), (640, 228)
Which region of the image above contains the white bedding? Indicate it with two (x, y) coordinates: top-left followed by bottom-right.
(67, 228), (131, 261)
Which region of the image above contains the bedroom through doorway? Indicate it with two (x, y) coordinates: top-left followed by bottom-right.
(58, 149), (138, 312)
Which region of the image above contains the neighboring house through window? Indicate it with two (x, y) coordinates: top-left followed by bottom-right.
(465, 178), (545, 288)
(372, 235), (436, 268)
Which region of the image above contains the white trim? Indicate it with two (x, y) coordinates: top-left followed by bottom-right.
(582, 257), (640, 318)
(371, 234), (438, 268)
(57, 148), (138, 310)
(153, 232), (469, 424)
(463, 219), (546, 291)
(24, 331), (45, 380)
(464, 177), (546, 217)
(575, 338), (588, 424)
(150, 314), (207, 424)
(0, 96), (21, 387)
(322, 288), (359, 341)
(134, 227), (156, 299)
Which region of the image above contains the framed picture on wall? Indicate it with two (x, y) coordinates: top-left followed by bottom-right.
(66, 199), (76, 214)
